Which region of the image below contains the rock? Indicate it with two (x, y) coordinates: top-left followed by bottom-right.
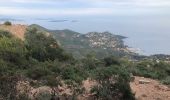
(155, 85), (170, 91)
(141, 94), (147, 97)
(139, 80), (151, 84)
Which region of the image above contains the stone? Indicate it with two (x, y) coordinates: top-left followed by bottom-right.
(139, 80), (151, 84)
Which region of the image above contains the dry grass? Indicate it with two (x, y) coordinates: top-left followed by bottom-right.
(0, 24), (27, 40)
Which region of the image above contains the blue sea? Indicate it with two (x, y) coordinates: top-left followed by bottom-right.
(1, 15), (170, 55)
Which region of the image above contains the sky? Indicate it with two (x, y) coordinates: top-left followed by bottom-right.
(0, 0), (170, 55)
(0, 0), (170, 17)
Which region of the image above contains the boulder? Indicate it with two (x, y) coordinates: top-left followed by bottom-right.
(139, 80), (151, 84)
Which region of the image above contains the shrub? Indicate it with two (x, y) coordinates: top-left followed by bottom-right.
(25, 28), (74, 62)
(35, 91), (52, 100)
(0, 30), (12, 38)
(162, 76), (170, 85)
(0, 75), (21, 100)
(128, 60), (170, 85)
(91, 66), (135, 100)
(4, 21), (12, 26)
(0, 37), (27, 68)
(0, 59), (9, 76)
(104, 56), (120, 66)
(61, 66), (87, 84)
(27, 65), (52, 80)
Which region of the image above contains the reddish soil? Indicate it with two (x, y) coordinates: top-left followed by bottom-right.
(130, 76), (170, 100)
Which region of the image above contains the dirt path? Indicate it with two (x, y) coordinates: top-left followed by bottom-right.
(130, 76), (170, 100)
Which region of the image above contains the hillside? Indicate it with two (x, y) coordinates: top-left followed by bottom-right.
(29, 24), (135, 59)
(1, 23), (168, 61)
(0, 27), (136, 100)
(0, 23), (170, 100)
(0, 23), (136, 59)
(50, 29), (134, 58)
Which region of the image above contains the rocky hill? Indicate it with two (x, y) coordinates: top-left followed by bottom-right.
(29, 24), (135, 58)
(0, 23), (136, 59)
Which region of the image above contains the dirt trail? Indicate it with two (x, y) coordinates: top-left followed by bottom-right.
(0, 24), (27, 40)
(130, 76), (170, 100)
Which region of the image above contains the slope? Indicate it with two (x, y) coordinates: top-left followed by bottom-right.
(29, 24), (135, 59)
(0, 24), (27, 40)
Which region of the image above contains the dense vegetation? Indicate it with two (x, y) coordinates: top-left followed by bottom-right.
(127, 60), (170, 85)
(0, 24), (170, 100)
(0, 27), (135, 100)
(4, 21), (12, 26)
(29, 24), (136, 59)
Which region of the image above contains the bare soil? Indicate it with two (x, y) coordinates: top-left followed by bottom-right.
(0, 24), (27, 40)
(130, 76), (170, 100)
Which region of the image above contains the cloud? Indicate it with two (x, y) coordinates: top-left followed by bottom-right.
(0, 0), (170, 16)
(2, 0), (170, 7)
(0, 7), (114, 16)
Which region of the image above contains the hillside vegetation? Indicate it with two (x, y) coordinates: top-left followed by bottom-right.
(0, 23), (170, 100)
(29, 24), (136, 59)
(0, 24), (135, 100)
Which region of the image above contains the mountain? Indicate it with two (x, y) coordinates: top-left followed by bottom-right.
(29, 24), (48, 32)
(29, 24), (135, 58)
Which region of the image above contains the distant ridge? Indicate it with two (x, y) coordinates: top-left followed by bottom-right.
(0, 23), (137, 59)
(28, 24), (136, 58)
(29, 24), (48, 32)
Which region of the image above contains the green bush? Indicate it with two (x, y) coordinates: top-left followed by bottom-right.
(35, 91), (52, 100)
(0, 37), (27, 68)
(104, 56), (120, 66)
(91, 66), (134, 100)
(27, 65), (52, 80)
(0, 59), (11, 76)
(61, 66), (87, 84)
(0, 75), (21, 100)
(25, 28), (74, 62)
(128, 60), (170, 85)
(162, 76), (170, 85)
(4, 21), (12, 26)
(0, 30), (12, 38)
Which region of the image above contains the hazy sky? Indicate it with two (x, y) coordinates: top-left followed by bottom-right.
(0, 0), (170, 17)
